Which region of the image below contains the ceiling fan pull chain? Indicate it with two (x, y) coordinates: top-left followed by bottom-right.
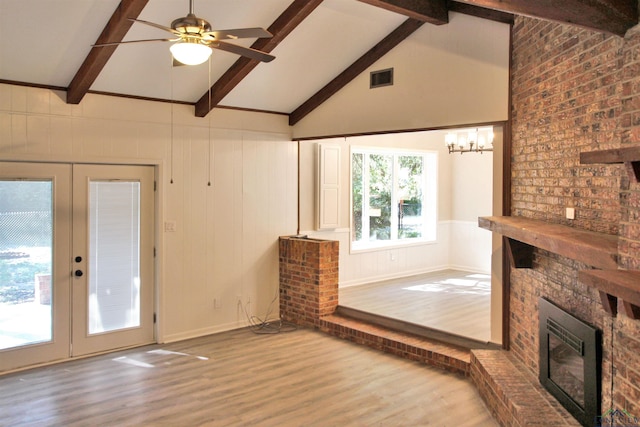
(207, 55), (212, 187)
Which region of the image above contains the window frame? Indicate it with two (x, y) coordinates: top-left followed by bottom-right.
(350, 146), (438, 253)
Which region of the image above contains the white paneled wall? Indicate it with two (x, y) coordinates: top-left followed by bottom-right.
(308, 221), (490, 288)
(448, 220), (492, 273)
(0, 84), (297, 343)
(311, 223), (451, 287)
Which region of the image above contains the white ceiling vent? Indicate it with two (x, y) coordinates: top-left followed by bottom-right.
(370, 68), (394, 88)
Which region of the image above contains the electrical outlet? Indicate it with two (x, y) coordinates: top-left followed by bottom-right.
(213, 297), (221, 309)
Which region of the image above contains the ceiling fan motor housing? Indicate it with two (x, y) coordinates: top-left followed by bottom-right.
(172, 13), (211, 35)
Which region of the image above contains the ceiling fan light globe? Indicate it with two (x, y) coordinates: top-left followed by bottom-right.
(170, 42), (212, 65)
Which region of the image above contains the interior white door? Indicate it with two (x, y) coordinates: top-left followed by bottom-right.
(0, 163), (71, 372)
(71, 164), (155, 356)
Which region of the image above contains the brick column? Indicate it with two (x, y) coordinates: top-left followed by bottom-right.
(279, 236), (339, 328)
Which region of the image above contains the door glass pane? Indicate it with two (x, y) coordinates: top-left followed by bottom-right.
(0, 181), (52, 350)
(88, 181), (141, 334)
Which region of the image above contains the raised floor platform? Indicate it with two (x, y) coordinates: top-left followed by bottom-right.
(318, 312), (472, 376)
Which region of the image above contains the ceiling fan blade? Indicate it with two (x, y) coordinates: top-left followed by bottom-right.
(93, 38), (177, 47)
(211, 41), (275, 62)
(130, 18), (182, 36)
(203, 28), (272, 40)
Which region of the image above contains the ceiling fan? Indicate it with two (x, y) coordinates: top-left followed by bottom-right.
(96, 0), (275, 65)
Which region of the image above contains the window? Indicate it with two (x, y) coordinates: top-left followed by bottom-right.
(351, 148), (437, 250)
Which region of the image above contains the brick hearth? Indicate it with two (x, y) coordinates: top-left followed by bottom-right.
(471, 350), (580, 426)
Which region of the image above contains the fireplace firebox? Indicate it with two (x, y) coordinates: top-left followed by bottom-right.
(539, 298), (602, 427)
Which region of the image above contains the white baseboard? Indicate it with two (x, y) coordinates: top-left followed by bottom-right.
(160, 320), (248, 344)
(339, 264), (451, 288)
(446, 264), (491, 275)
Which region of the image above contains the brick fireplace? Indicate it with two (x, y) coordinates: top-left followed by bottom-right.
(539, 297), (602, 426)
(506, 13), (640, 421)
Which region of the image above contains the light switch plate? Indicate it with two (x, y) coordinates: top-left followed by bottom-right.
(565, 208), (575, 220)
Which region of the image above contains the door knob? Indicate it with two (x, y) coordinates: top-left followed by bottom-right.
(74, 270), (83, 277)
(75, 256), (82, 263)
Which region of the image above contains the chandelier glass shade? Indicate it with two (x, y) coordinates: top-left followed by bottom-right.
(445, 127), (494, 154)
(170, 39), (212, 65)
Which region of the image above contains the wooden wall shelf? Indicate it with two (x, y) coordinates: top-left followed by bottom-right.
(479, 216), (640, 320)
(578, 270), (640, 320)
(478, 216), (618, 270)
(580, 145), (640, 182)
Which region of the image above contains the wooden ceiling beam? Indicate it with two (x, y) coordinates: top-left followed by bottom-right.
(194, 0), (324, 118)
(356, 0), (448, 25)
(289, 18), (424, 126)
(66, 0), (149, 104)
(447, 1), (514, 25)
(451, 0), (638, 36)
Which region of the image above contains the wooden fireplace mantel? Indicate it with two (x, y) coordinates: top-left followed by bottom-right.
(478, 216), (618, 269)
(479, 216), (640, 320)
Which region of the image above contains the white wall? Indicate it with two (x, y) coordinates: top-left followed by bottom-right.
(449, 148), (494, 272)
(0, 84), (297, 343)
(292, 12), (510, 139)
(299, 130), (495, 286)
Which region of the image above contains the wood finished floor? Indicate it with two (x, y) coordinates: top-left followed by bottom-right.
(0, 327), (497, 426)
(339, 270), (492, 342)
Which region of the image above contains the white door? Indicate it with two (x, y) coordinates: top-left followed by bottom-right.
(0, 163), (155, 372)
(0, 163), (71, 371)
(71, 164), (155, 356)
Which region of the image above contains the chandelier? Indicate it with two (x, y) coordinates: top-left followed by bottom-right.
(445, 127), (494, 154)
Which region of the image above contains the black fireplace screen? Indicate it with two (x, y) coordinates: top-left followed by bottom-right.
(549, 330), (585, 407)
(539, 298), (602, 427)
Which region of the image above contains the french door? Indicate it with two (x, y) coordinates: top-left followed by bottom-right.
(0, 163), (154, 372)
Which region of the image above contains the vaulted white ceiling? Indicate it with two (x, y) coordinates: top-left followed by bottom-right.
(0, 0), (636, 120)
(0, 0), (404, 112)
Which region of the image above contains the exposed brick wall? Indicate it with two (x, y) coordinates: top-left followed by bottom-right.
(279, 236), (339, 328)
(511, 15), (640, 416)
(511, 17), (623, 233)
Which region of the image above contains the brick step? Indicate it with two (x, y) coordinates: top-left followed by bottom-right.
(318, 312), (472, 375)
(471, 349), (581, 426)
